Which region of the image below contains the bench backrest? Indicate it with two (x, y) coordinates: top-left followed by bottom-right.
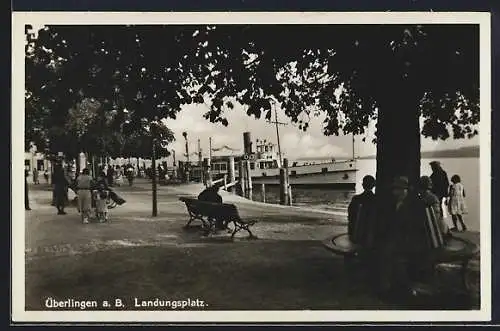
(423, 205), (445, 249)
(347, 198), (445, 250)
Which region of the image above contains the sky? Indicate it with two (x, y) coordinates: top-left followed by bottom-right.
(163, 101), (480, 162)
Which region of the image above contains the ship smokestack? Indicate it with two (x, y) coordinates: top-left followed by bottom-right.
(243, 132), (253, 155)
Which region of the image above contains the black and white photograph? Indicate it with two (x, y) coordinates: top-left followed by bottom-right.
(12, 12), (491, 322)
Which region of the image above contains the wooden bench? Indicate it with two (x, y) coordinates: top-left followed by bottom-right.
(323, 232), (479, 293)
(179, 197), (257, 239)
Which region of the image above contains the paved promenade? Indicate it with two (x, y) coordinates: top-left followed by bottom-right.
(23, 182), (480, 311)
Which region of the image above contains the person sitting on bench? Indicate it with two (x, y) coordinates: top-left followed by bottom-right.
(375, 176), (420, 298)
(378, 176), (447, 298)
(418, 176), (451, 242)
(198, 183), (224, 230)
(347, 175), (376, 247)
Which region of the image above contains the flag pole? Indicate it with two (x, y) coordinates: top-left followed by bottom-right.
(209, 137), (213, 164)
(208, 137), (213, 186)
(352, 133), (355, 160)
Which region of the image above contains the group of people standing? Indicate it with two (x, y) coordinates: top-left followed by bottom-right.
(74, 169), (112, 223)
(30, 168), (49, 185)
(25, 159), (125, 224)
(347, 160), (468, 298)
(428, 161), (468, 232)
(100, 164), (135, 187)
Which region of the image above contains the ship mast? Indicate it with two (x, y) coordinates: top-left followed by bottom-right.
(197, 138), (202, 163)
(352, 133), (355, 161)
(268, 102), (287, 167)
(209, 137), (213, 164)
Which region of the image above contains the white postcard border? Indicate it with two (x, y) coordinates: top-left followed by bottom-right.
(12, 11), (492, 323)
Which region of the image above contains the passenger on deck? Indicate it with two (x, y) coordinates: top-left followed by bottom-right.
(347, 175), (376, 247)
(198, 183), (225, 230)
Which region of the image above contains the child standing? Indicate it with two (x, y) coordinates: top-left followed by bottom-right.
(93, 183), (109, 223)
(447, 174), (467, 232)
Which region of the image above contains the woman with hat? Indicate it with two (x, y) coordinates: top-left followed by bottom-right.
(429, 161), (450, 218)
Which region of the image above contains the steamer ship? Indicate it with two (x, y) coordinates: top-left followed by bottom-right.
(183, 132), (358, 189)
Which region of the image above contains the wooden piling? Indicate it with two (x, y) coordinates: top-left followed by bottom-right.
(228, 156), (236, 193)
(283, 158), (292, 206)
(245, 161), (253, 200)
(287, 184), (293, 206)
(238, 160), (245, 197)
(261, 183), (266, 203)
(279, 168), (286, 205)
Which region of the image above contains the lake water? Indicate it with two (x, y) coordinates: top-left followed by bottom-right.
(252, 157), (481, 232)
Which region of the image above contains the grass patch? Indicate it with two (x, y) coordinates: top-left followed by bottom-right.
(26, 240), (479, 311)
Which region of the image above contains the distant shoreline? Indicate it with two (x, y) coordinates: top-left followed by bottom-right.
(296, 146), (479, 161)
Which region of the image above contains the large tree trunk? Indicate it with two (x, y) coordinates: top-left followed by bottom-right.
(375, 88), (421, 205)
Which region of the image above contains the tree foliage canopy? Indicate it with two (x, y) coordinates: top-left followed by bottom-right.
(25, 25), (184, 157)
(179, 24), (479, 141)
(26, 24), (479, 158)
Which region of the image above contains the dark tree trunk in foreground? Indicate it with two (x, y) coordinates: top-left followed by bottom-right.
(75, 154), (81, 176)
(375, 86), (421, 210)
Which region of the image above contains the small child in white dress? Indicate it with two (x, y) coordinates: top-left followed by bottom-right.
(447, 174), (467, 232)
(93, 183), (110, 223)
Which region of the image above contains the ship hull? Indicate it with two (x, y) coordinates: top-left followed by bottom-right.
(245, 170), (357, 189)
(191, 159), (358, 190)
(238, 161), (358, 189)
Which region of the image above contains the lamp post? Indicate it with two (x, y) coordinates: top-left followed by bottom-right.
(172, 149), (177, 179)
(182, 132), (190, 183)
(151, 120), (169, 217)
(152, 135), (158, 217)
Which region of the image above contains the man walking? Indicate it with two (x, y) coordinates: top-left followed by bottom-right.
(429, 161), (450, 219)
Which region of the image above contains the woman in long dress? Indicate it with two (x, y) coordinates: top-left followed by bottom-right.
(447, 174), (468, 232)
(53, 163), (69, 215)
(114, 168), (124, 187)
(76, 168), (93, 224)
